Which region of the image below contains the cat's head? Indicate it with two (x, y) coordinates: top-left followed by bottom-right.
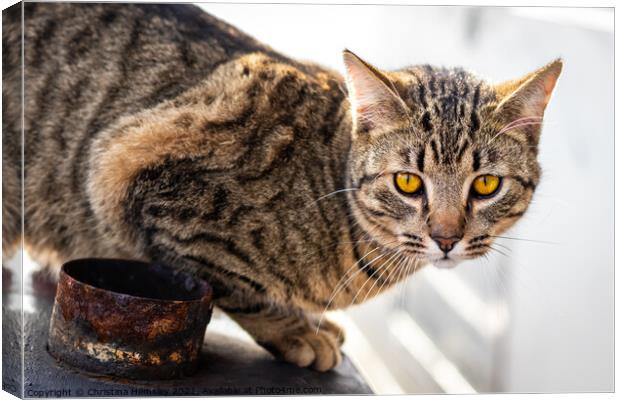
(342, 50), (562, 268)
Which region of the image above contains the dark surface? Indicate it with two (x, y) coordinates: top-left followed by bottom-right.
(3, 266), (373, 398)
(2, 301), (22, 397)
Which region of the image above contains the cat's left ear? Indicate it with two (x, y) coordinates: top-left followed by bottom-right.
(342, 49), (410, 136)
(494, 59), (563, 122)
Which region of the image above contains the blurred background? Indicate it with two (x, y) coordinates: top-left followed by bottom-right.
(198, 4), (614, 394)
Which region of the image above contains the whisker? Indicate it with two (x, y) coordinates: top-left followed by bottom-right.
(316, 241), (397, 332)
(304, 187), (360, 208)
(490, 235), (559, 245)
(491, 241), (512, 253)
(296, 221), (381, 260)
(498, 116), (543, 131)
(398, 257), (415, 308)
(488, 118), (545, 143)
(487, 245), (510, 258)
(495, 116), (543, 134)
(328, 241), (391, 300)
(386, 254), (411, 301)
(360, 252), (404, 304)
(348, 249), (402, 308)
(489, 122), (544, 143)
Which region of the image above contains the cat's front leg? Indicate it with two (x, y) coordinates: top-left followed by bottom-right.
(217, 298), (345, 372)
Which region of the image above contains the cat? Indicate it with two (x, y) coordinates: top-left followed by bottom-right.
(2, 3), (561, 371)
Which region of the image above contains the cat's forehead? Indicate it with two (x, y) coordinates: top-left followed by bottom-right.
(370, 128), (513, 179)
(387, 66), (501, 151)
(362, 65), (529, 173)
(395, 64), (494, 102)
(393, 65), (498, 133)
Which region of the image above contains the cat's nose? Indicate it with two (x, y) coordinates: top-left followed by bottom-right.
(431, 235), (462, 253)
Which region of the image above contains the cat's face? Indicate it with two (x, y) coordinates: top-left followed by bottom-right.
(343, 51), (561, 269)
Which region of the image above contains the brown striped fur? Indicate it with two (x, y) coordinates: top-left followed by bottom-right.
(2, 3), (561, 371)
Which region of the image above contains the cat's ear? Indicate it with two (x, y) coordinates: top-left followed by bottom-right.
(342, 49), (409, 135)
(494, 59), (563, 120)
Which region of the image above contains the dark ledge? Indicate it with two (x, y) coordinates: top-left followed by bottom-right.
(2, 267), (373, 397)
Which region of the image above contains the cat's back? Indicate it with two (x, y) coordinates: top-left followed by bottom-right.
(20, 2), (279, 130)
(4, 3), (283, 170)
(21, 3), (276, 74)
(2, 3), (295, 261)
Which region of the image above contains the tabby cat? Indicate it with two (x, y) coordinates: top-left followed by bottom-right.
(2, 3), (561, 371)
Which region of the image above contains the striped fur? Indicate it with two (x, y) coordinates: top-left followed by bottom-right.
(2, 3), (561, 371)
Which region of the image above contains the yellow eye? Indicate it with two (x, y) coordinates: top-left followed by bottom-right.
(472, 175), (501, 197)
(394, 172), (423, 195)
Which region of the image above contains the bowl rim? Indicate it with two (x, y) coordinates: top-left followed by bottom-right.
(60, 257), (213, 305)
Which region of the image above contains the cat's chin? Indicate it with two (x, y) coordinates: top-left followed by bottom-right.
(431, 258), (460, 269)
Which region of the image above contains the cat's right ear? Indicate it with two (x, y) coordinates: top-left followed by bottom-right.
(492, 59), (563, 145)
(342, 50), (409, 136)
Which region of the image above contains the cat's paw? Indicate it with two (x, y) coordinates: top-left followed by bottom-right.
(260, 320), (343, 372)
(310, 315), (346, 346)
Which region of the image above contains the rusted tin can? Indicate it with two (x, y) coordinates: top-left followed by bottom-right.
(47, 258), (213, 380)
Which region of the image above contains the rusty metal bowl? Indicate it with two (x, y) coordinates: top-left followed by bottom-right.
(47, 258), (213, 380)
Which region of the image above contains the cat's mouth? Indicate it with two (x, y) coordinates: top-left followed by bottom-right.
(427, 244), (489, 269)
(398, 237), (490, 269)
(430, 255), (460, 269)
(399, 246), (463, 269)
(374, 232), (493, 272)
